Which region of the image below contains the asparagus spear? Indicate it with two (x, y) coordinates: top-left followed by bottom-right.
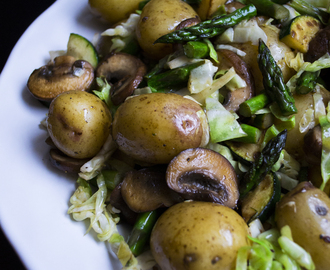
(147, 61), (204, 92)
(258, 40), (297, 116)
(239, 129), (287, 198)
(246, 0), (289, 21)
(272, 0), (329, 25)
(296, 70), (320, 94)
(155, 4), (257, 43)
(127, 210), (160, 256)
(184, 41), (210, 59)
(239, 92), (271, 117)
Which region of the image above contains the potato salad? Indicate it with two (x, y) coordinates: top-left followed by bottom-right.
(26, 0), (330, 269)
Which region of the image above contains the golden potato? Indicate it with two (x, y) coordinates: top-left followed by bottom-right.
(136, 0), (199, 60)
(275, 181), (330, 270)
(88, 0), (141, 25)
(285, 86), (330, 162)
(197, 0), (227, 20)
(150, 201), (250, 270)
(111, 93), (209, 164)
(47, 90), (112, 159)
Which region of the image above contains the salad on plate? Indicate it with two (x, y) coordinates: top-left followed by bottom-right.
(25, 0), (330, 269)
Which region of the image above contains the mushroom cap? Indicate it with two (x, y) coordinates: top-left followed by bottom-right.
(27, 55), (94, 102)
(166, 147), (239, 208)
(121, 167), (183, 213)
(96, 52), (147, 105)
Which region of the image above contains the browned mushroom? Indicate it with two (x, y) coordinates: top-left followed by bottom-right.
(216, 49), (255, 112)
(304, 125), (322, 165)
(27, 55), (94, 102)
(96, 52), (147, 106)
(49, 148), (90, 173)
(305, 25), (330, 85)
(121, 166), (183, 213)
(109, 182), (138, 225)
(166, 147), (239, 209)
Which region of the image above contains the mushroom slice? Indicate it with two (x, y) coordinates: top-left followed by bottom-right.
(109, 182), (138, 225)
(27, 55), (94, 102)
(121, 167), (183, 213)
(217, 49), (255, 112)
(49, 148), (90, 173)
(96, 53), (147, 106)
(304, 125), (322, 165)
(166, 147), (239, 209)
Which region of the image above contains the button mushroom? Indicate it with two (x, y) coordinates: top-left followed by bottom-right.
(216, 49), (255, 112)
(96, 52), (147, 106)
(166, 147), (239, 209)
(49, 148), (90, 173)
(304, 125), (322, 165)
(27, 55), (94, 102)
(120, 166), (183, 213)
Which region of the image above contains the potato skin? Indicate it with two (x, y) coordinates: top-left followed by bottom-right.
(47, 90), (112, 159)
(275, 181), (330, 270)
(112, 93), (207, 164)
(150, 201), (250, 270)
(136, 0), (199, 60)
(88, 0), (141, 25)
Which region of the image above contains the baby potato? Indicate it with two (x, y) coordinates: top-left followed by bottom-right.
(88, 0), (141, 25)
(47, 90), (112, 159)
(136, 0), (199, 60)
(150, 201), (250, 270)
(112, 93), (209, 164)
(275, 181), (330, 270)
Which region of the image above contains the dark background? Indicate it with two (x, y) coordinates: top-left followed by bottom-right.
(0, 1), (56, 268)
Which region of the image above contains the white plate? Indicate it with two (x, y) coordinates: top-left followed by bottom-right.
(0, 0), (122, 269)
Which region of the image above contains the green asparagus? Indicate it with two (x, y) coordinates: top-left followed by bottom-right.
(246, 0), (289, 21)
(239, 92), (271, 117)
(127, 210), (160, 256)
(147, 61), (204, 92)
(155, 4), (257, 43)
(272, 0), (330, 25)
(239, 129), (287, 198)
(296, 70), (320, 94)
(184, 41), (210, 59)
(258, 40), (297, 116)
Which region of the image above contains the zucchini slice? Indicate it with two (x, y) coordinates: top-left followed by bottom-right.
(67, 33), (99, 68)
(240, 172), (281, 223)
(225, 141), (260, 166)
(279, 15), (321, 53)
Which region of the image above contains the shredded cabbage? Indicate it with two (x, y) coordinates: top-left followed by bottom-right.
(188, 60), (218, 94)
(79, 134), (118, 180)
(217, 19), (267, 45)
(236, 226), (315, 270)
(68, 174), (153, 270)
(101, 13), (140, 52)
(205, 97), (247, 143)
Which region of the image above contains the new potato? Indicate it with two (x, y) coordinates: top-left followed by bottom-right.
(47, 90), (112, 159)
(112, 93), (209, 164)
(88, 0), (141, 25)
(136, 0), (199, 59)
(275, 181), (330, 270)
(150, 201), (250, 270)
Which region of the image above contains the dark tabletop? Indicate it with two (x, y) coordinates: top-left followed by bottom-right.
(0, 1), (56, 268)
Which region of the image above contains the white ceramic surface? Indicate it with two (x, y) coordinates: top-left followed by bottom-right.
(0, 0), (121, 269)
